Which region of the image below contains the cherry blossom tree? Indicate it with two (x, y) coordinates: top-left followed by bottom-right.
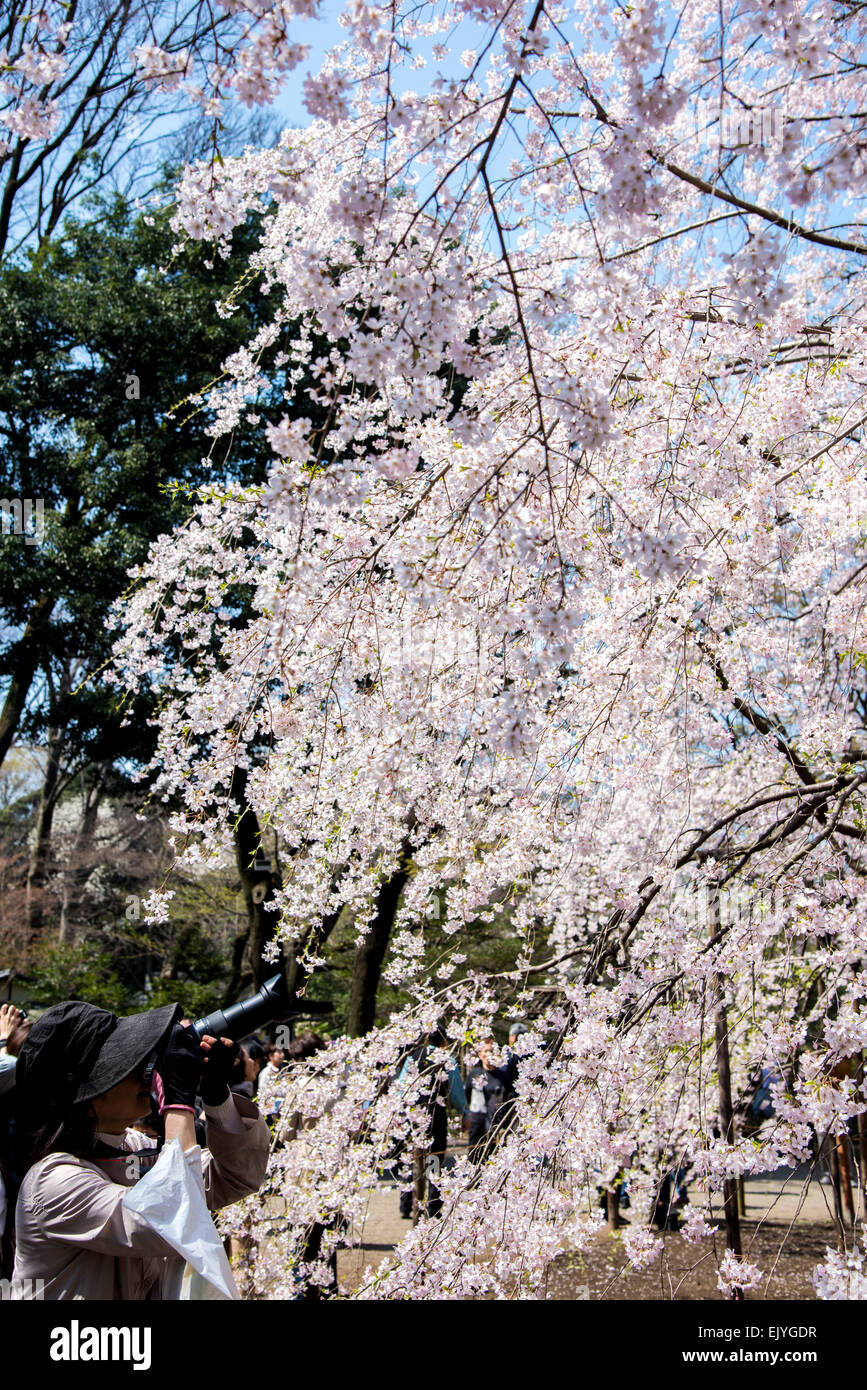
(105, 0), (867, 1297)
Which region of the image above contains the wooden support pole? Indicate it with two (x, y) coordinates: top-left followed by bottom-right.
(835, 1130), (856, 1227)
(411, 1147), (426, 1226)
(827, 1133), (846, 1251)
(709, 881), (743, 1297)
(606, 1184), (624, 1231)
(858, 1053), (867, 1216)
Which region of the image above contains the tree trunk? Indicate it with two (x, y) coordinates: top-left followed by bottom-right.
(26, 661), (79, 936)
(225, 926), (251, 1003)
(736, 1175), (746, 1219)
(278, 898), (343, 1038)
(58, 763), (108, 944)
(0, 592), (55, 773)
(228, 766), (281, 992)
(58, 868), (74, 944)
(606, 1185), (624, 1231)
(25, 751), (61, 935)
(835, 1130), (856, 1228)
(347, 851), (411, 1036)
(26, 726), (68, 936)
(74, 763), (108, 853)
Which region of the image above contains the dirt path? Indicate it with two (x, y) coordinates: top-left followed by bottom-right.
(336, 1161), (848, 1299)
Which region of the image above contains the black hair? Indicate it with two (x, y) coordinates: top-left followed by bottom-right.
(287, 1033), (325, 1061)
(23, 1101), (97, 1168)
(240, 1038), (266, 1066)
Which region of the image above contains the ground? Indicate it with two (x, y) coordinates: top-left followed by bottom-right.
(543, 1220), (833, 1300)
(335, 1153), (851, 1300)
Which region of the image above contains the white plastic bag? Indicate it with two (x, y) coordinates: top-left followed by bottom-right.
(123, 1138), (239, 1300)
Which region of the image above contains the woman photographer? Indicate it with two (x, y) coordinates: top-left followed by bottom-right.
(11, 999), (269, 1300)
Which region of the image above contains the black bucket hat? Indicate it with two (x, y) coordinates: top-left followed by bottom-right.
(16, 999), (182, 1115)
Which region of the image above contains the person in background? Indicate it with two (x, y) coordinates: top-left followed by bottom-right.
(288, 1033), (325, 1062)
(257, 1042), (286, 1118)
(491, 1020), (527, 1140)
(282, 1034), (328, 1138)
(505, 1021), (527, 1094)
(230, 1039), (266, 1099)
(0, 1003), (23, 1094)
(259, 1043), (285, 1090)
(464, 1036), (510, 1163)
(242, 1038), (267, 1095)
(396, 1027), (468, 1219)
(0, 1002), (24, 1276)
(652, 1165), (688, 1230)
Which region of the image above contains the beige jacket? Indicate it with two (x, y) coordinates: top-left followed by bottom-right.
(13, 1093), (269, 1300)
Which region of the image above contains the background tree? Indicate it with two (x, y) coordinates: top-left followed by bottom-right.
(0, 0), (292, 260)
(0, 189), (296, 993)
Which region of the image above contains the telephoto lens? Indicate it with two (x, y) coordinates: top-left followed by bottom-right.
(191, 974), (289, 1041)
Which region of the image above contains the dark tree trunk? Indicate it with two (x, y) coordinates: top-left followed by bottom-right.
(412, 1148), (426, 1227)
(827, 1132), (846, 1250)
(26, 663), (73, 934)
(228, 766), (281, 992)
(605, 1186), (624, 1231)
(58, 763), (109, 943)
(25, 736), (63, 934)
(282, 900), (343, 1006)
(347, 852), (411, 1037)
(225, 926), (251, 1003)
(0, 592), (55, 773)
(225, 767), (345, 1011)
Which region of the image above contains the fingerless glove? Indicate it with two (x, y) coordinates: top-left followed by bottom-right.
(153, 1025), (203, 1112)
(199, 1037), (240, 1107)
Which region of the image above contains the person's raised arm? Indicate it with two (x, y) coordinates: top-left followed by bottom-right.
(154, 1025), (205, 1152)
(0, 1003), (21, 1051)
(164, 1110), (197, 1151)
